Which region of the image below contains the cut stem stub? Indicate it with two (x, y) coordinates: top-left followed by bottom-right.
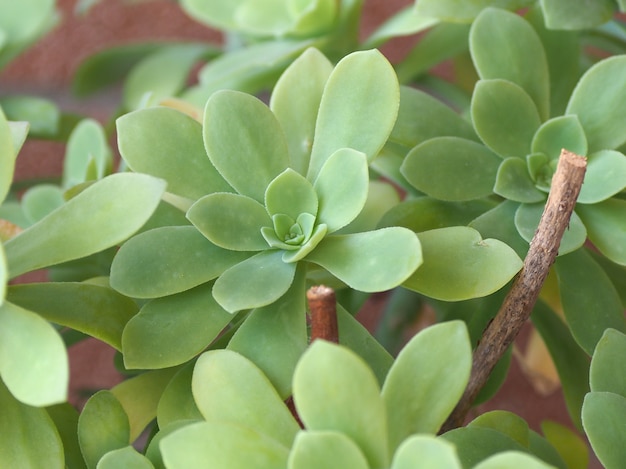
(307, 285), (339, 344)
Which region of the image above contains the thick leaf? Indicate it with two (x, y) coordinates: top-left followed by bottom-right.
(494, 157), (546, 203)
(110, 226), (249, 298)
(589, 329), (626, 396)
(160, 421), (289, 469)
(6, 282), (137, 351)
(21, 184), (65, 224)
(266, 168), (318, 219)
(117, 107), (231, 200)
(192, 350), (299, 447)
(470, 200), (529, 258)
(0, 246), (5, 305)
(157, 362), (203, 428)
(78, 391), (130, 469)
(204, 90), (289, 203)
(415, 0), (533, 23)
(514, 203), (586, 256)
(531, 115), (587, 162)
(97, 447), (153, 469)
(270, 47), (333, 175)
(469, 411), (529, 448)
(337, 180), (400, 234)
(288, 431), (369, 469)
(122, 283), (232, 369)
(5, 173), (165, 278)
(540, 421), (588, 469)
(0, 95), (60, 137)
(364, 6), (439, 49)
(555, 249), (626, 355)
(391, 435), (462, 469)
(63, 118), (111, 188)
(404, 227), (522, 301)
(383, 321), (471, 451)
(441, 427), (528, 467)
(474, 451), (555, 469)
(0, 379), (64, 469)
(577, 151), (626, 204)
(307, 49), (399, 179)
(213, 250), (297, 313)
(566, 56), (626, 152)
(541, 0), (615, 30)
(227, 267), (307, 398)
(577, 199), (626, 265)
(293, 340), (389, 468)
(401, 137), (500, 201)
(471, 79), (541, 158)
(306, 228), (422, 292)
(470, 8), (549, 120)
(314, 148), (368, 232)
(187, 193), (272, 251)
(0, 107), (15, 205)
(582, 392), (626, 469)
(111, 368), (179, 442)
(179, 0), (239, 29)
(46, 403), (86, 469)
(0, 302), (67, 406)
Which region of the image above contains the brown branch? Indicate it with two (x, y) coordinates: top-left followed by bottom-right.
(307, 285), (339, 343)
(440, 149), (587, 432)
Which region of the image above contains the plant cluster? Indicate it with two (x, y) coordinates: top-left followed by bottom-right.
(1, 0), (626, 468)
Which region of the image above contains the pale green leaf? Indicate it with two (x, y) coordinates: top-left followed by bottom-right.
(401, 137), (500, 201)
(566, 56), (626, 152)
(288, 431), (369, 469)
(308, 49), (399, 179)
(293, 340), (389, 468)
(187, 193), (272, 251)
(364, 6), (439, 49)
(494, 157), (546, 203)
(204, 90), (289, 202)
(314, 148), (368, 232)
(0, 0), (56, 44)
(5, 173), (166, 279)
(582, 392), (626, 469)
(540, 421), (588, 469)
(589, 328), (626, 397)
(110, 226), (249, 298)
(21, 184), (65, 224)
(117, 107), (231, 200)
(78, 391), (130, 469)
(0, 245), (5, 305)
(305, 228), (422, 292)
(213, 250), (297, 313)
(122, 283), (232, 369)
(555, 249), (626, 355)
(576, 199), (626, 265)
(6, 282), (137, 352)
(474, 451), (555, 469)
(470, 200), (529, 259)
(0, 107), (15, 205)
(0, 95), (59, 137)
(541, 0), (615, 30)
(577, 150), (626, 204)
(270, 47), (333, 175)
(383, 321), (471, 451)
(46, 403), (86, 469)
(440, 427), (528, 467)
(63, 118), (112, 188)
(337, 180), (400, 234)
(7, 121), (28, 156)
(97, 447), (154, 469)
(531, 115), (587, 161)
(404, 227), (522, 301)
(471, 79), (542, 158)
(179, 0), (241, 30)
(266, 168), (318, 219)
(469, 411), (529, 448)
(415, 0), (533, 23)
(470, 8), (549, 120)
(192, 350), (299, 447)
(157, 362), (203, 429)
(390, 435), (461, 469)
(160, 421), (289, 469)
(0, 302), (67, 406)
(0, 380), (64, 469)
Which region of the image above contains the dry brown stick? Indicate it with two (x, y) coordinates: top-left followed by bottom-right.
(307, 285), (339, 343)
(440, 149), (587, 432)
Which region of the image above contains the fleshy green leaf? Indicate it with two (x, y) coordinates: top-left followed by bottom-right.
(192, 350), (299, 447)
(110, 226), (249, 298)
(0, 380), (64, 469)
(122, 283), (232, 369)
(63, 118), (112, 188)
(364, 6), (439, 49)
(514, 203), (586, 256)
(305, 228), (422, 292)
(0, 245), (6, 305)
(383, 321), (471, 451)
(555, 249), (626, 355)
(470, 200), (529, 258)
(157, 362), (203, 429)
(97, 447), (154, 469)
(204, 90), (289, 203)
(390, 435), (462, 469)
(441, 427), (528, 466)
(494, 157), (546, 203)
(5, 173), (166, 279)
(470, 8), (549, 120)
(6, 282), (137, 352)
(401, 137), (500, 201)
(293, 340), (389, 468)
(471, 79), (542, 158)
(531, 115), (587, 161)
(469, 411), (529, 448)
(270, 47), (333, 176)
(21, 184), (65, 224)
(288, 431), (369, 469)
(582, 392), (626, 469)
(187, 193), (272, 251)
(0, 95), (60, 138)
(589, 328), (626, 396)
(0, 107), (16, 205)
(78, 391), (130, 469)
(577, 150), (626, 204)
(213, 250), (297, 313)
(404, 227), (522, 301)
(266, 168), (318, 219)
(314, 148), (368, 232)
(474, 451), (555, 469)
(0, 302), (67, 406)
(307, 49), (399, 179)
(566, 56), (626, 152)
(160, 421), (289, 469)
(415, 0), (533, 23)
(540, 421), (588, 469)
(541, 0), (615, 30)
(576, 199), (626, 265)
(117, 107), (231, 200)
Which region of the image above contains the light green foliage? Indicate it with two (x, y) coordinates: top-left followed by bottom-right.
(20, 184), (65, 224)
(63, 119), (112, 188)
(541, 0), (614, 30)
(589, 329), (626, 397)
(577, 150), (626, 204)
(288, 431), (369, 469)
(97, 447), (154, 469)
(390, 436), (462, 469)
(0, 107), (15, 207)
(576, 199), (626, 265)
(541, 421), (588, 469)
(473, 451), (556, 469)
(0, 95), (60, 138)
(416, 0), (533, 23)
